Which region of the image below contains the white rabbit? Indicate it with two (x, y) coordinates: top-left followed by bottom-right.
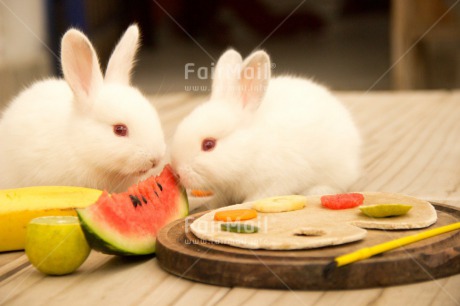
(0, 25), (165, 192)
(171, 49), (361, 207)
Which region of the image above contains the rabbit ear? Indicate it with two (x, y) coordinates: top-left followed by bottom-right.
(211, 49), (243, 101)
(104, 24), (140, 85)
(238, 50), (270, 111)
(61, 29), (103, 103)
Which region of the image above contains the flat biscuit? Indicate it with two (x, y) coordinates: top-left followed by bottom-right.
(190, 192), (437, 250)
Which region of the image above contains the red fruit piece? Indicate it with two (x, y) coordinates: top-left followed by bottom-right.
(321, 193), (364, 210)
(77, 164), (189, 256)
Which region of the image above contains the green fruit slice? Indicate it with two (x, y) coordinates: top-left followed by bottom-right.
(221, 223), (259, 233)
(25, 216), (90, 275)
(360, 204), (412, 218)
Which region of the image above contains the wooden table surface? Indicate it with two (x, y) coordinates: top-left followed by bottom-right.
(1, 91), (460, 305)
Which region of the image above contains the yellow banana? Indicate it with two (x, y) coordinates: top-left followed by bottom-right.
(0, 186), (102, 252)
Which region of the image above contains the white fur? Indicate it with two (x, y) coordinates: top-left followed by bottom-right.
(0, 25), (165, 192)
(171, 49), (361, 207)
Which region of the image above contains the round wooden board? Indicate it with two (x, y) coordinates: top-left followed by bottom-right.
(156, 203), (460, 290)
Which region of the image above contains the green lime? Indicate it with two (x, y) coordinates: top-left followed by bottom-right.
(360, 203), (412, 218)
(221, 223), (259, 233)
(25, 216), (90, 275)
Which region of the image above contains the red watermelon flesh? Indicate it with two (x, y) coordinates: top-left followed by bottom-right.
(321, 193), (364, 210)
(77, 164), (189, 256)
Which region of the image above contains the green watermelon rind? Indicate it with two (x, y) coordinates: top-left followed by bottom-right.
(78, 213), (145, 256)
(77, 186), (189, 256)
(175, 186), (190, 219)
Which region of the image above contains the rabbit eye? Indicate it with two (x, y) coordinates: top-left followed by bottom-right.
(113, 124), (128, 137)
(202, 138), (216, 152)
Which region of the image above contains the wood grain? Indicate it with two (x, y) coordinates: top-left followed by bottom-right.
(2, 92), (460, 305)
(156, 203), (460, 290)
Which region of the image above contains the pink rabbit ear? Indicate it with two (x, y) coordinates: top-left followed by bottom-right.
(61, 29), (103, 104)
(239, 50), (270, 112)
(211, 49), (243, 101)
(105, 24), (140, 85)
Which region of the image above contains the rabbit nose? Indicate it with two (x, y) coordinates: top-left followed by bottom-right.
(150, 158), (158, 168)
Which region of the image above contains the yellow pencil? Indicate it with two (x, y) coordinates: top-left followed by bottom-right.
(324, 222), (460, 277)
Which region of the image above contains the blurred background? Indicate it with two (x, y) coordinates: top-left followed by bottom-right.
(0, 0), (459, 108)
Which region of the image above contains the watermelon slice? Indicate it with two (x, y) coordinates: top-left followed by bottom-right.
(77, 165), (188, 256)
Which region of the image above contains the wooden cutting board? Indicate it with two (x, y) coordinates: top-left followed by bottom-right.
(155, 203), (460, 290)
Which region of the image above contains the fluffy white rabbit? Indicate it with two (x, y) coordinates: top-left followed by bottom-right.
(171, 49), (361, 207)
(0, 25), (165, 192)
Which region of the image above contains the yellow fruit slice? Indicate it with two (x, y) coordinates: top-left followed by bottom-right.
(0, 186), (102, 252)
(360, 203), (413, 218)
(214, 209), (258, 222)
(252, 195), (307, 213)
(25, 216), (90, 275)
